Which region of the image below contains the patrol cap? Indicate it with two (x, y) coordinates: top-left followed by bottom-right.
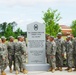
(1, 36), (6, 40)
(57, 32), (62, 36)
(50, 36), (54, 39)
(66, 36), (71, 39)
(9, 36), (14, 39)
(21, 36), (24, 39)
(17, 36), (22, 39)
(46, 34), (50, 37)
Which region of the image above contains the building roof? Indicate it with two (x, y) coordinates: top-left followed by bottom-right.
(60, 25), (71, 30)
(60, 25), (72, 35)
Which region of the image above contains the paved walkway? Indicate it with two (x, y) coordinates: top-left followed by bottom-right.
(0, 67), (76, 75)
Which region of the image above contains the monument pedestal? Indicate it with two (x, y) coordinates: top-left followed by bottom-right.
(27, 22), (49, 71)
(25, 64), (50, 71)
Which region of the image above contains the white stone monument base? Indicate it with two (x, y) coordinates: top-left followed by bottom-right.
(25, 64), (50, 71)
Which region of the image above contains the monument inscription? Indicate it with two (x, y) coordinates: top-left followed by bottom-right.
(27, 22), (46, 64)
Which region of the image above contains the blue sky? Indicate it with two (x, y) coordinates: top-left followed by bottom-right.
(0, 0), (76, 31)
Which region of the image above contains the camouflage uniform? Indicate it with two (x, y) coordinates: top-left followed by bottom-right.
(0, 36), (8, 75)
(65, 37), (73, 70)
(49, 41), (56, 69)
(0, 43), (6, 71)
(19, 41), (27, 72)
(1, 42), (8, 70)
(46, 40), (51, 63)
(55, 38), (65, 67)
(72, 38), (76, 69)
(14, 41), (26, 72)
(21, 41), (27, 63)
(7, 41), (15, 70)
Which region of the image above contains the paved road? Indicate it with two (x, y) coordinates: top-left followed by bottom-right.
(0, 67), (76, 75)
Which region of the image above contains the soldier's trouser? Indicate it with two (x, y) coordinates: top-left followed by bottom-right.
(19, 54), (26, 70)
(50, 56), (56, 69)
(15, 55), (25, 70)
(67, 54), (73, 68)
(8, 55), (15, 68)
(0, 56), (7, 71)
(46, 55), (50, 64)
(56, 52), (63, 67)
(73, 54), (76, 67)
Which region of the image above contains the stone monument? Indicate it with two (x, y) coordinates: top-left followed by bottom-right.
(25, 22), (50, 71)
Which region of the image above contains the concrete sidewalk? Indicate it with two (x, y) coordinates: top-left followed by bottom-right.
(1, 67), (76, 75)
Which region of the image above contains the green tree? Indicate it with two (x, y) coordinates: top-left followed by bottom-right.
(4, 24), (15, 39)
(71, 20), (76, 37)
(0, 22), (7, 35)
(43, 8), (61, 37)
(0, 21), (25, 38)
(0, 21), (17, 38)
(9, 21), (17, 31)
(15, 28), (23, 38)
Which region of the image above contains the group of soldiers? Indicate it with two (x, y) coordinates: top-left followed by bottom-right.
(0, 36), (27, 75)
(0, 32), (76, 74)
(46, 32), (76, 73)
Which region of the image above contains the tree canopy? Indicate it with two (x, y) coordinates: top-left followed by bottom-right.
(71, 20), (76, 37)
(0, 21), (25, 39)
(43, 8), (61, 37)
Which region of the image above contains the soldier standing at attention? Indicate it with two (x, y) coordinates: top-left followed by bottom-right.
(22, 36), (27, 63)
(0, 36), (8, 75)
(49, 36), (56, 73)
(65, 36), (73, 72)
(15, 36), (28, 75)
(7, 36), (15, 73)
(72, 37), (76, 71)
(19, 36), (27, 72)
(46, 34), (51, 63)
(55, 32), (65, 71)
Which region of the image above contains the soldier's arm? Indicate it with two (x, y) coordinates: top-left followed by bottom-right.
(20, 43), (26, 54)
(3, 46), (8, 56)
(62, 40), (66, 54)
(72, 40), (75, 53)
(51, 42), (56, 56)
(68, 42), (73, 54)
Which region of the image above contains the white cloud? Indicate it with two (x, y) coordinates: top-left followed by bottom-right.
(0, 0), (76, 7)
(0, 0), (76, 31)
(0, 0), (53, 6)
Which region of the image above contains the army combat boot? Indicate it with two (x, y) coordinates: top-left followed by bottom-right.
(68, 68), (72, 72)
(16, 70), (19, 75)
(20, 68), (23, 72)
(59, 67), (62, 71)
(23, 69), (28, 74)
(55, 67), (59, 71)
(65, 67), (69, 70)
(51, 68), (55, 73)
(10, 68), (12, 73)
(48, 67), (52, 71)
(1, 71), (6, 75)
(73, 68), (76, 71)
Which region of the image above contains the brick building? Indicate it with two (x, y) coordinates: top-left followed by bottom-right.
(60, 25), (72, 36)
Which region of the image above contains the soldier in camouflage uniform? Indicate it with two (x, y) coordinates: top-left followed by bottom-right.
(65, 36), (73, 72)
(55, 32), (65, 71)
(0, 36), (8, 75)
(15, 36), (28, 74)
(19, 36), (27, 72)
(7, 36), (15, 73)
(72, 37), (76, 71)
(46, 34), (51, 63)
(21, 36), (27, 63)
(48, 36), (56, 73)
